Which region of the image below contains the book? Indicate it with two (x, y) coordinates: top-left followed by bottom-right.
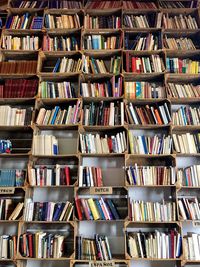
(0, 169), (25, 187)
(128, 131), (172, 154)
(123, 13), (157, 28)
(166, 58), (200, 74)
(82, 101), (124, 126)
(84, 14), (121, 29)
(177, 165), (200, 187)
(39, 81), (77, 99)
(19, 232), (68, 258)
(32, 134), (59, 155)
(42, 57), (82, 73)
(76, 234), (112, 260)
(164, 35), (197, 50)
(124, 81), (165, 99)
(126, 54), (165, 73)
(183, 232), (200, 260)
(75, 197), (120, 220)
(36, 101), (81, 125)
(0, 79), (38, 98)
(126, 165), (176, 186)
(81, 76), (122, 98)
(79, 166), (103, 187)
(29, 164), (73, 186)
(24, 198), (73, 221)
(2, 35), (40, 51)
(125, 33), (161, 51)
(48, 1), (82, 9)
(178, 196), (200, 220)
(172, 106), (200, 126)
(83, 34), (122, 50)
(44, 14), (80, 29)
(129, 199), (176, 222)
(162, 13), (198, 29)
(79, 131), (127, 154)
(0, 106), (32, 126)
(172, 133), (200, 154)
(0, 235), (17, 259)
(43, 35), (80, 52)
(127, 230), (182, 258)
(6, 13), (43, 30)
(125, 102), (171, 125)
(0, 60), (37, 74)
(167, 82), (200, 99)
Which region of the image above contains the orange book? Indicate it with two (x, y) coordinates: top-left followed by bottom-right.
(154, 108), (163, 125)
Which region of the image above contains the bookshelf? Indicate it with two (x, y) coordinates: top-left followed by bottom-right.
(0, 1), (198, 267)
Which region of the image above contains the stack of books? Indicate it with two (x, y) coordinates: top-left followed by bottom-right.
(178, 196), (200, 220)
(44, 14), (80, 29)
(166, 58), (200, 74)
(2, 35), (40, 51)
(162, 14), (198, 29)
(172, 106), (200, 126)
(84, 14), (121, 29)
(183, 233), (200, 260)
(79, 166), (103, 187)
(32, 134), (58, 155)
(167, 83), (200, 99)
(0, 235), (17, 259)
(6, 13), (43, 29)
(43, 35), (79, 52)
(83, 35), (122, 50)
(0, 60), (37, 74)
(172, 133), (200, 154)
(164, 36), (197, 50)
(177, 165), (200, 187)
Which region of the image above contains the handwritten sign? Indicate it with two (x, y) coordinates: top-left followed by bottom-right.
(0, 187), (15, 194)
(90, 187), (113, 195)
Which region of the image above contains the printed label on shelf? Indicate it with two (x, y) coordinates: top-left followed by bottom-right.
(89, 261), (115, 267)
(193, 221), (200, 227)
(0, 187), (15, 194)
(90, 187), (113, 195)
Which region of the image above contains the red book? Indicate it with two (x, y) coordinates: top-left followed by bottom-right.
(80, 198), (90, 220)
(107, 137), (112, 153)
(97, 167), (103, 187)
(178, 59), (183, 73)
(28, 233), (33, 258)
(75, 197), (83, 220)
(131, 57), (136, 72)
(65, 166), (71, 185)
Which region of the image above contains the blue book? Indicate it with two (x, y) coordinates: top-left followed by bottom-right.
(106, 199), (120, 220)
(136, 82), (142, 98)
(141, 136), (148, 154)
(53, 58), (61, 73)
(92, 35), (99, 50)
(130, 166), (137, 185)
(94, 199), (106, 220)
(5, 16), (12, 29)
(50, 106), (60, 125)
(52, 203), (63, 221)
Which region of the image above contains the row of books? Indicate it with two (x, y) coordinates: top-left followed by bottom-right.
(172, 133), (200, 154)
(167, 83), (200, 99)
(82, 55), (121, 75)
(172, 106), (200, 126)
(159, 0), (197, 8)
(127, 33), (160, 51)
(126, 54), (165, 73)
(83, 35), (121, 50)
(129, 199), (176, 222)
(166, 58), (200, 74)
(177, 165), (200, 187)
(0, 106), (32, 126)
(29, 165), (72, 186)
(129, 132), (172, 155)
(183, 233), (200, 260)
(2, 35), (40, 51)
(84, 15), (121, 30)
(51, 57), (82, 73)
(81, 77), (122, 98)
(178, 197), (200, 220)
(76, 234), (112, 260)
(125, 102), (171, 125)
(0, 169), (25, 187)
(24, 199), (73, 221)
(127, 230), (182, 258)
(0, 235), (16, 259)
(82, 101), (124, 126)
(19, 232), (67, 258)
(2, 34), (198, 52)
(123, 14), (153, 29)
(44, 14), (80, 29)
(124, 81), (164, 99)
(75, 197), (120, 221)
(32, 134), (58, 155)
(123, 1), (157, 9)
(43, 35), (79, 52)
(0, 200), (23, 221)
(6, 14), (43, 30)
(162, 14), (198, 30)
(79, 166), (103, 187)
(163, 36), (196, 51)
(0, 61), (37, 74)
(39, 81), (77, 99)
(36, 101), (81, 125)
(126, 165), (176, 186)
(79, 131), (127, 154)
(0, 79), (38, 98)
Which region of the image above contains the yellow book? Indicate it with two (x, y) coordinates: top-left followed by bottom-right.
(128, 130), (134, 154)
(87, 198), (100, 220)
